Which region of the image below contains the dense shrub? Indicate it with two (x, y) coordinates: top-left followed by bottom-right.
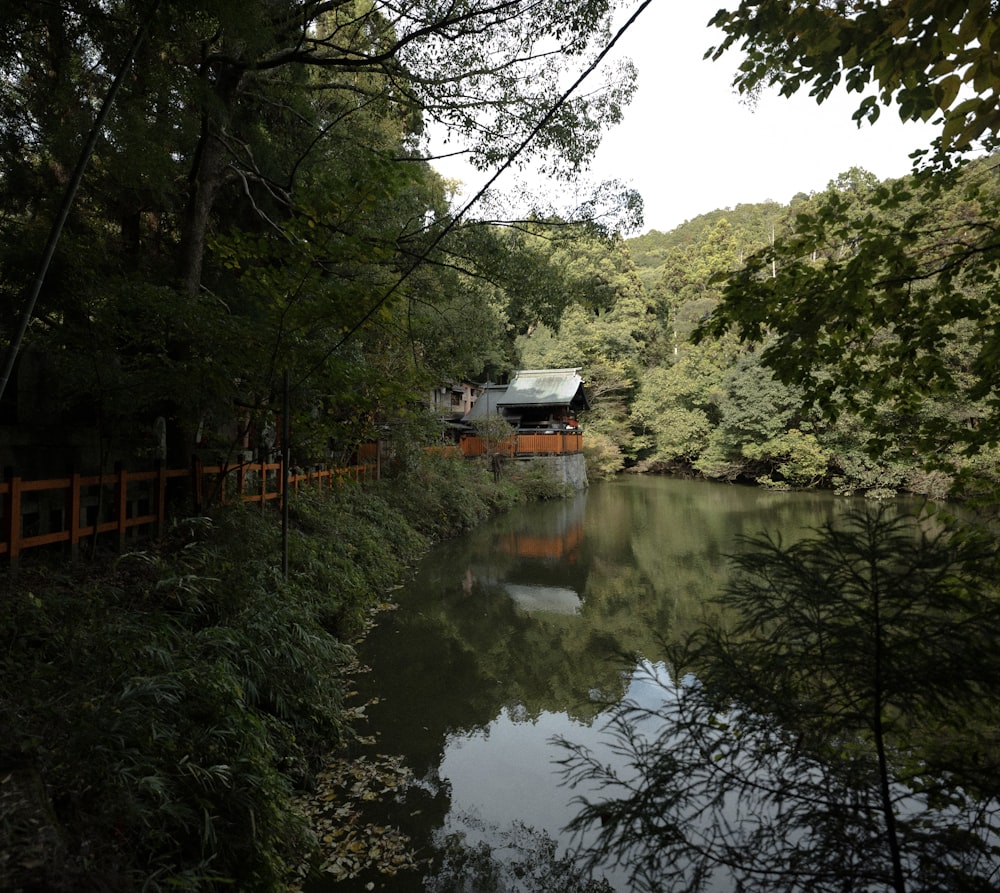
(0, 452), (556, 891)
(375, 452), (529, 540)
(582, 430), (626, 479)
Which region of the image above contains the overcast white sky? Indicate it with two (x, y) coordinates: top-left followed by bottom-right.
(434, 0), (941, 235)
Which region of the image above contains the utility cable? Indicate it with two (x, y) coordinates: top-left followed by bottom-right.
(295, 0), (657, 391)
(0, 0), (163, 403)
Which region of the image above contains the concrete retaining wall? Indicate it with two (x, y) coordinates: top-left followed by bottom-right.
(516, 453), (588, 491)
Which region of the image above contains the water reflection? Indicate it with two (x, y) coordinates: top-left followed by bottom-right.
(470, 494), (587, 615)
(439, 708), (598, 848)
(330, 477), (896, 891)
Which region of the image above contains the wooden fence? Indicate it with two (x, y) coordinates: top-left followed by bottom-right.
(0, 435), (580, 562)
(459, 431), (583, 458)
(0, 457), (376, 563)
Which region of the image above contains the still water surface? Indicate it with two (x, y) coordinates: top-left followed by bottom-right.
(337, 476), (886, 890)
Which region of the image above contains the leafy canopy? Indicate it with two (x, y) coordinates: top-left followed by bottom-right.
(0, 0), (640, 464)
(707, 0), (1000, 152)
(697, 2), (1000, 490)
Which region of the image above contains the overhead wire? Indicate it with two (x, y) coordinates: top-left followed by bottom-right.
(293, 0), (657, 392)
(0, 0), (164, 402)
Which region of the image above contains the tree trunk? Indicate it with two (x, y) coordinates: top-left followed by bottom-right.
(167, 64), (244, 463)
(177, 64), (243, 296)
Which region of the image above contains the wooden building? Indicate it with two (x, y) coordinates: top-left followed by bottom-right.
(462, 368), (589, 431)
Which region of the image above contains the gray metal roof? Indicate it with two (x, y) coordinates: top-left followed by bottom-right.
(462, 382), (508, 421)
(461, 369), (589, 423)
(497, 368), (589, 410)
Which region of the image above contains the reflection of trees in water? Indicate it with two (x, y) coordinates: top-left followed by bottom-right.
(559, 508), (1000, 892)
(594, 476), (918, 641)
(425, 813), (612, 892)
(445, 493), (640, 722)
(437, 579), (622, 724)
(377, 479), (907, 748)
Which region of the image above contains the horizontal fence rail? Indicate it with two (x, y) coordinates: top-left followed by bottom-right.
(192, 459), (377, 511)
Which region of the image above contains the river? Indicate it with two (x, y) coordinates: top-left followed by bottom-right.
(315, 476), (892, 891)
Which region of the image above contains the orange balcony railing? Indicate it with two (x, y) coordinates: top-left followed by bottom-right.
(460, 431), (582, 458)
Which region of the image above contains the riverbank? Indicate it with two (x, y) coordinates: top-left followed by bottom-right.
(0, 454), (569, 893)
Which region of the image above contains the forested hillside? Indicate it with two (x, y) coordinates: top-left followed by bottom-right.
(5, 1), (997, 502)
(523, 0), (1000, 503)
(519, 158), (1000, 498)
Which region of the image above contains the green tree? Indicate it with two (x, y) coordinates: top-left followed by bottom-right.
(518, 232), (658, 471)
(0, 0), (638, 466)
(693, 347), (830, 486)
(699, 2), (1000, 497)
(656, 219), (744, 345)
(630, 343), (728, 468)
(707, 1), (1000, 152)
(0, 0), (637, 296)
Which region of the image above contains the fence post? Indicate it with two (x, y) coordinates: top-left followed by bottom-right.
(68, 468), (82, 561)
(115, 462), (128, 551)
(281, 369), (290, 579)
(5, 468), (21, 567)
(259, 457), (267, 512)
(155, 461), (166, 538)
(192, 456), (203, 512)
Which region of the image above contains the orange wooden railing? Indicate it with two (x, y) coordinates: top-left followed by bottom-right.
(0, 455), (378, 562)
(460, 431), (582, 458)
(0, 465), (189, 561)
(0, 436), (575, 562)
(191, 458), (377, 510)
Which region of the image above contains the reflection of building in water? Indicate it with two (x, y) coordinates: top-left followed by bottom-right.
(502, 583), (581, 615)
(468, 493), (589, 614)
(495, 521), (582, 562)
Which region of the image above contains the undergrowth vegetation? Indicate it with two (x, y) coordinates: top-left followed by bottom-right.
(0, 454), (554, 892)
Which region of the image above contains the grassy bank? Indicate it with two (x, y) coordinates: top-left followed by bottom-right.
(0, 454), (566, 892)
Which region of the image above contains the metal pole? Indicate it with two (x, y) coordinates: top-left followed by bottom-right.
(281, 370), (289, 579)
